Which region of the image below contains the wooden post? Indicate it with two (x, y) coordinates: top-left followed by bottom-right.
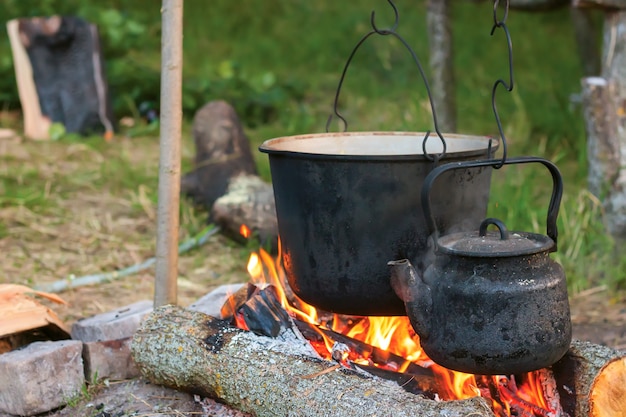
(154, 0), (184, 307)
(426, 0), (456, 133)
(577, 0), (626, 242)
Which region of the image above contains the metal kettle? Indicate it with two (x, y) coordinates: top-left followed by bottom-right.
(389, 157), (572, 375)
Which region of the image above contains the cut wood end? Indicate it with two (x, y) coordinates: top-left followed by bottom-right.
(589, 356), (626, 417)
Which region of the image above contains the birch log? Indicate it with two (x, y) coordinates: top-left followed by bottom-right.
(579, 9), (626, 242)
(131, 305), (495, 417)
(599, 10), (626, 242)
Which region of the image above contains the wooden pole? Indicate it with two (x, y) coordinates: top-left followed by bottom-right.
(154, 0), (183, 307)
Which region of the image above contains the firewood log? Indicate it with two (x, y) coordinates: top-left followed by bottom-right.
(588, 357), (626, 417)
(131, 305), (495, 417)
(553, 340), (626, 417)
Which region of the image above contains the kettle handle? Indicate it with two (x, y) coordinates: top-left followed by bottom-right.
(421, 156), (563, 251)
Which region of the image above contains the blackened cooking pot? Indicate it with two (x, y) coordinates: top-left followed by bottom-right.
(259, 131), (496, 315)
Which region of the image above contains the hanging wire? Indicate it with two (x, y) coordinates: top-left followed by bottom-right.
(490, 0), (514, 168)
(326, 0), (447, 161)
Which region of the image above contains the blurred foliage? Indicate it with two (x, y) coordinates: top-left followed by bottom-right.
(0, 1), (621, 290)
(0, 0), (305, 127)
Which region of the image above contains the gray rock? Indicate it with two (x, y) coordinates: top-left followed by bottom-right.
(188, 283), (245, 318)
(83, 337), (139, 381)
(0, 340), (84, 416)
(71, 300), (153, 342)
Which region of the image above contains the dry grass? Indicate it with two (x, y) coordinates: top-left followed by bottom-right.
(0, 131), (250, 324)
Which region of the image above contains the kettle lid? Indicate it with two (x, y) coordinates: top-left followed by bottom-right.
(437, 218), (555, 257)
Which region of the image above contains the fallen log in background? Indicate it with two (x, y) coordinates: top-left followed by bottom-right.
(181, 100), (278, 251)
(131, 305), (494, 417)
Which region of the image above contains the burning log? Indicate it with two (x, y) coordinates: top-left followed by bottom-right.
(131, 305), (495, 417)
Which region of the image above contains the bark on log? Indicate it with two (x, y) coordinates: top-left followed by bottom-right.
(581, 77), (620, 197)
(580, 9), (626, 242)
(212, 174), (278, 252)
(588, 356), (626, 417)
(601, 10), (626, 241)
(552, 340), (626, 417)
(131, 305), (495, 417)
(426, 0), (456, 133)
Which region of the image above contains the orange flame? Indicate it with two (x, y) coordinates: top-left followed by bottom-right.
(239, 224), (252, 239)
(241, 235), (553, 415)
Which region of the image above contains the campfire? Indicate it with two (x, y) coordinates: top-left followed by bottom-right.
(225, 232), (566, 417)
(131, 242), (625, 417)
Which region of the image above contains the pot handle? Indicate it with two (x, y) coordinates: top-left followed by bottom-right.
(421, 156), (563, 251)
(479, 218), (509, 240)
(324, 0), (448, 161)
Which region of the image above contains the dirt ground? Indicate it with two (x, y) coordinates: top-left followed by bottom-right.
(1, 133), (625, 416)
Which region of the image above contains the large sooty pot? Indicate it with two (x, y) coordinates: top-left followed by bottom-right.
(259, 131), (496, 315)
(389, 157), (572, 375)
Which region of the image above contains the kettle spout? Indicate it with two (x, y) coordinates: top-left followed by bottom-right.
(388, 259), (433, 340)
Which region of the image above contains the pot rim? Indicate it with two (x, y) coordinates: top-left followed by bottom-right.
(259, 131), (498, 161)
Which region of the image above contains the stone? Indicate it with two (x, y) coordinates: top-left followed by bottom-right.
(188, 283), (245, 318)
(71, 300), (153, 342)
(83, 337), (139, 381)
(0, 340), (84, 416)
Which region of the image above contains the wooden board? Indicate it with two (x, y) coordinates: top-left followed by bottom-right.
(0, 284), (70, 338)
(6, 19), (51, 140)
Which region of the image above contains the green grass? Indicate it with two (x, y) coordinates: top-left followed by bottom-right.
(0, 1), (621, 293)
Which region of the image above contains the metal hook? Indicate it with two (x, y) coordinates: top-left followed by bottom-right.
(489, 0), (512, 169)
(327, 0), (447, 160)
(370, 0), (399, 35)
(492, 0), (509, 27)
